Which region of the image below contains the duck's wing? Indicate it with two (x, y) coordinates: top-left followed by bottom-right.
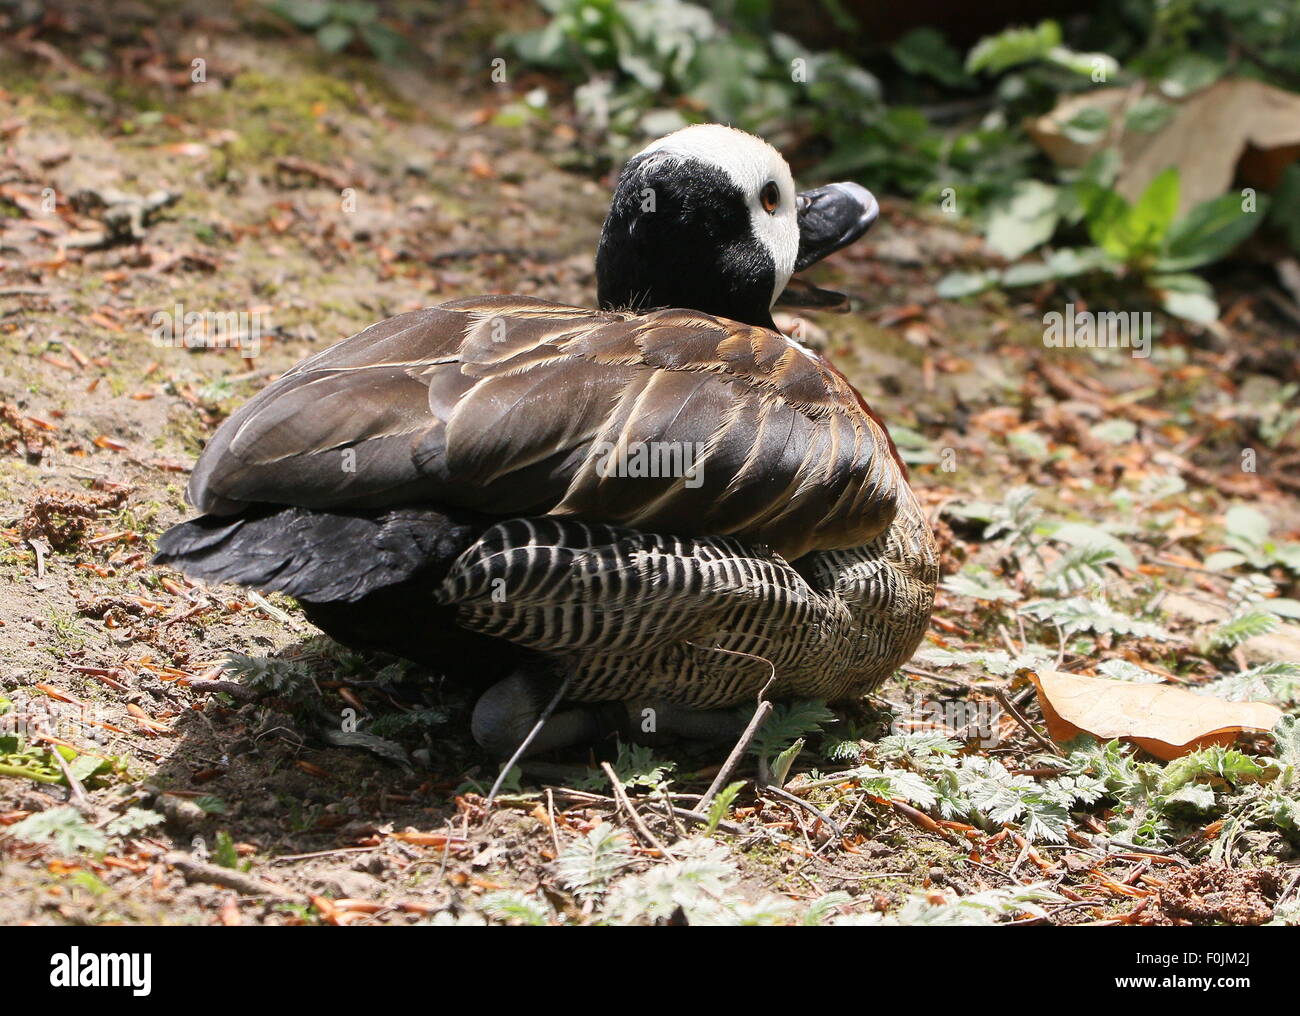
(188, 295), (903, 560)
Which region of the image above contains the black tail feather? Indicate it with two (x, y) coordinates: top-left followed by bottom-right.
(153, 505), (486, 603)
(154, 504), (529, 680)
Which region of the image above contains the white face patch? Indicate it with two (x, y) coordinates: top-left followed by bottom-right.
(637, 125), (799, 309)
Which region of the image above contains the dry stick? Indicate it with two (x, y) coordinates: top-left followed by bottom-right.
(901, 665), (971, 690)
(657, 784), (685, 840)
(993, 685), (1062, 757)
(696, 699), (773, 817)
(47, 738), (92, 814)
(761, 782), (844, 841)
(997, 623), (1020, 656)
(601, 761), (674, 859)
(789, 796), (866, 882)
(1096, 837), (1186, 858)
(166, 852), (299, 900)
(270, 846), (381, 864)
(486, 676), (572, 808)
(545, 788), (561, 857)
(690, 648), (779, 816)
(548, 786), (745, 836)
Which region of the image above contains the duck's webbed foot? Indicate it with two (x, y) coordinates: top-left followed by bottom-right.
(471, 672), (751, 759)
(621, 700), (749, 746)
(471, 672), (623, 759)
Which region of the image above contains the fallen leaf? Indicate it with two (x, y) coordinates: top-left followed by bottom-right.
(1026, 669), (1281, 760)
(1027, 78), (1300, 214)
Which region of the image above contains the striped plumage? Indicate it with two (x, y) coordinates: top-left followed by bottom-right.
(154, 124), (937, 753)
(439, 496), (935, 708)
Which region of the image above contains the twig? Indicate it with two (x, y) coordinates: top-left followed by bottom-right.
(47, 740), (93, 814)
(997, 623), (1020, 656)
(548, 786), (744, 835)
(901, 665), (972, 690)
(785, 768), (880, 794)
(275, 156), (355, 190)
(247, 590), (300, 628)
(601, 761), (674, 858)
(1095, 837), (1191, 861)
(760, 782), (844, 841)
(270, 846), (381, 864)
(545, 788), (561, 856)
(183, 678), (258, 701)
(696, 699), (773, 816)
(657, 785), (684, 840)
(166, 852), (299, 899)
(485, 676), (571, 807)
(993, 685), (1062, 756)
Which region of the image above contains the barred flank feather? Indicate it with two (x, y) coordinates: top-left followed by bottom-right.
(438, 490), (937, 708)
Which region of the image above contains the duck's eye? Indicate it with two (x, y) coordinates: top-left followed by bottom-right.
(760, 181), (780, 214)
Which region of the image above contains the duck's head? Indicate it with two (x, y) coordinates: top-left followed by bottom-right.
(596, 124), (878, 330)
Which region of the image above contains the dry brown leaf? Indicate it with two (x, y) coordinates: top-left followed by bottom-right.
(1026, 78), (1300, 214)
(1026, 669), (1281, 760)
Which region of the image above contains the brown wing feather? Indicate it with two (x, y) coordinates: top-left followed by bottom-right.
(188, 295), (903, 560)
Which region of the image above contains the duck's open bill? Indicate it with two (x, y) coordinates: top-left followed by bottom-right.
(778, 181), (879, 310)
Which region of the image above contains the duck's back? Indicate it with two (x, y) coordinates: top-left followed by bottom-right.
(189, 296), (904, 561)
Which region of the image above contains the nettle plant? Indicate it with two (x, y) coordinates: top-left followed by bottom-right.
(266, 0), (404, 61)
(939, 164), (1267, 324)
(1198, 509), (1300, 658)
(501, 0), (882, 147)
(1208, 506), (1300, 576)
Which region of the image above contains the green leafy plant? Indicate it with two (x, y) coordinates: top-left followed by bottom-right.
(212, 829), (245, 870)
(557, 823), (636, 900)
(837, 883), (1061, 925)
(1020, 595), (1172, 641)
(966, 19), (1116, 80)
(8, 807), (107, 855)
(1038, 545), (1119, 596)
(943, 167), (1267, 323)
(746, 699), (836, 777)
(599, 837), (804, 925)
(503, 0), (889, 172)
(0, 734), (118, 788)
(1203, 661), (1300, 705)
(942, 565), (1022, 603)
(1206, 505), (1300, 574)
(603, 741), (676, 792)
(267, 0), (404, 61)
(480, 890), (557, 926)
(105, 808), (165, 838)
(704, 780), (746, 833)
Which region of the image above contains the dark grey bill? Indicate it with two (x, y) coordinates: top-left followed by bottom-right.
(778, 181), (878, 311)
(793, 181), (879, 273)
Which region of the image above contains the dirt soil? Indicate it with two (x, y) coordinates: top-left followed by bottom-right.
(1, 2), (1297, 926)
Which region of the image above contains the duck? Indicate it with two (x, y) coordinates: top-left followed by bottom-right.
(155, 124), (937, 756)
